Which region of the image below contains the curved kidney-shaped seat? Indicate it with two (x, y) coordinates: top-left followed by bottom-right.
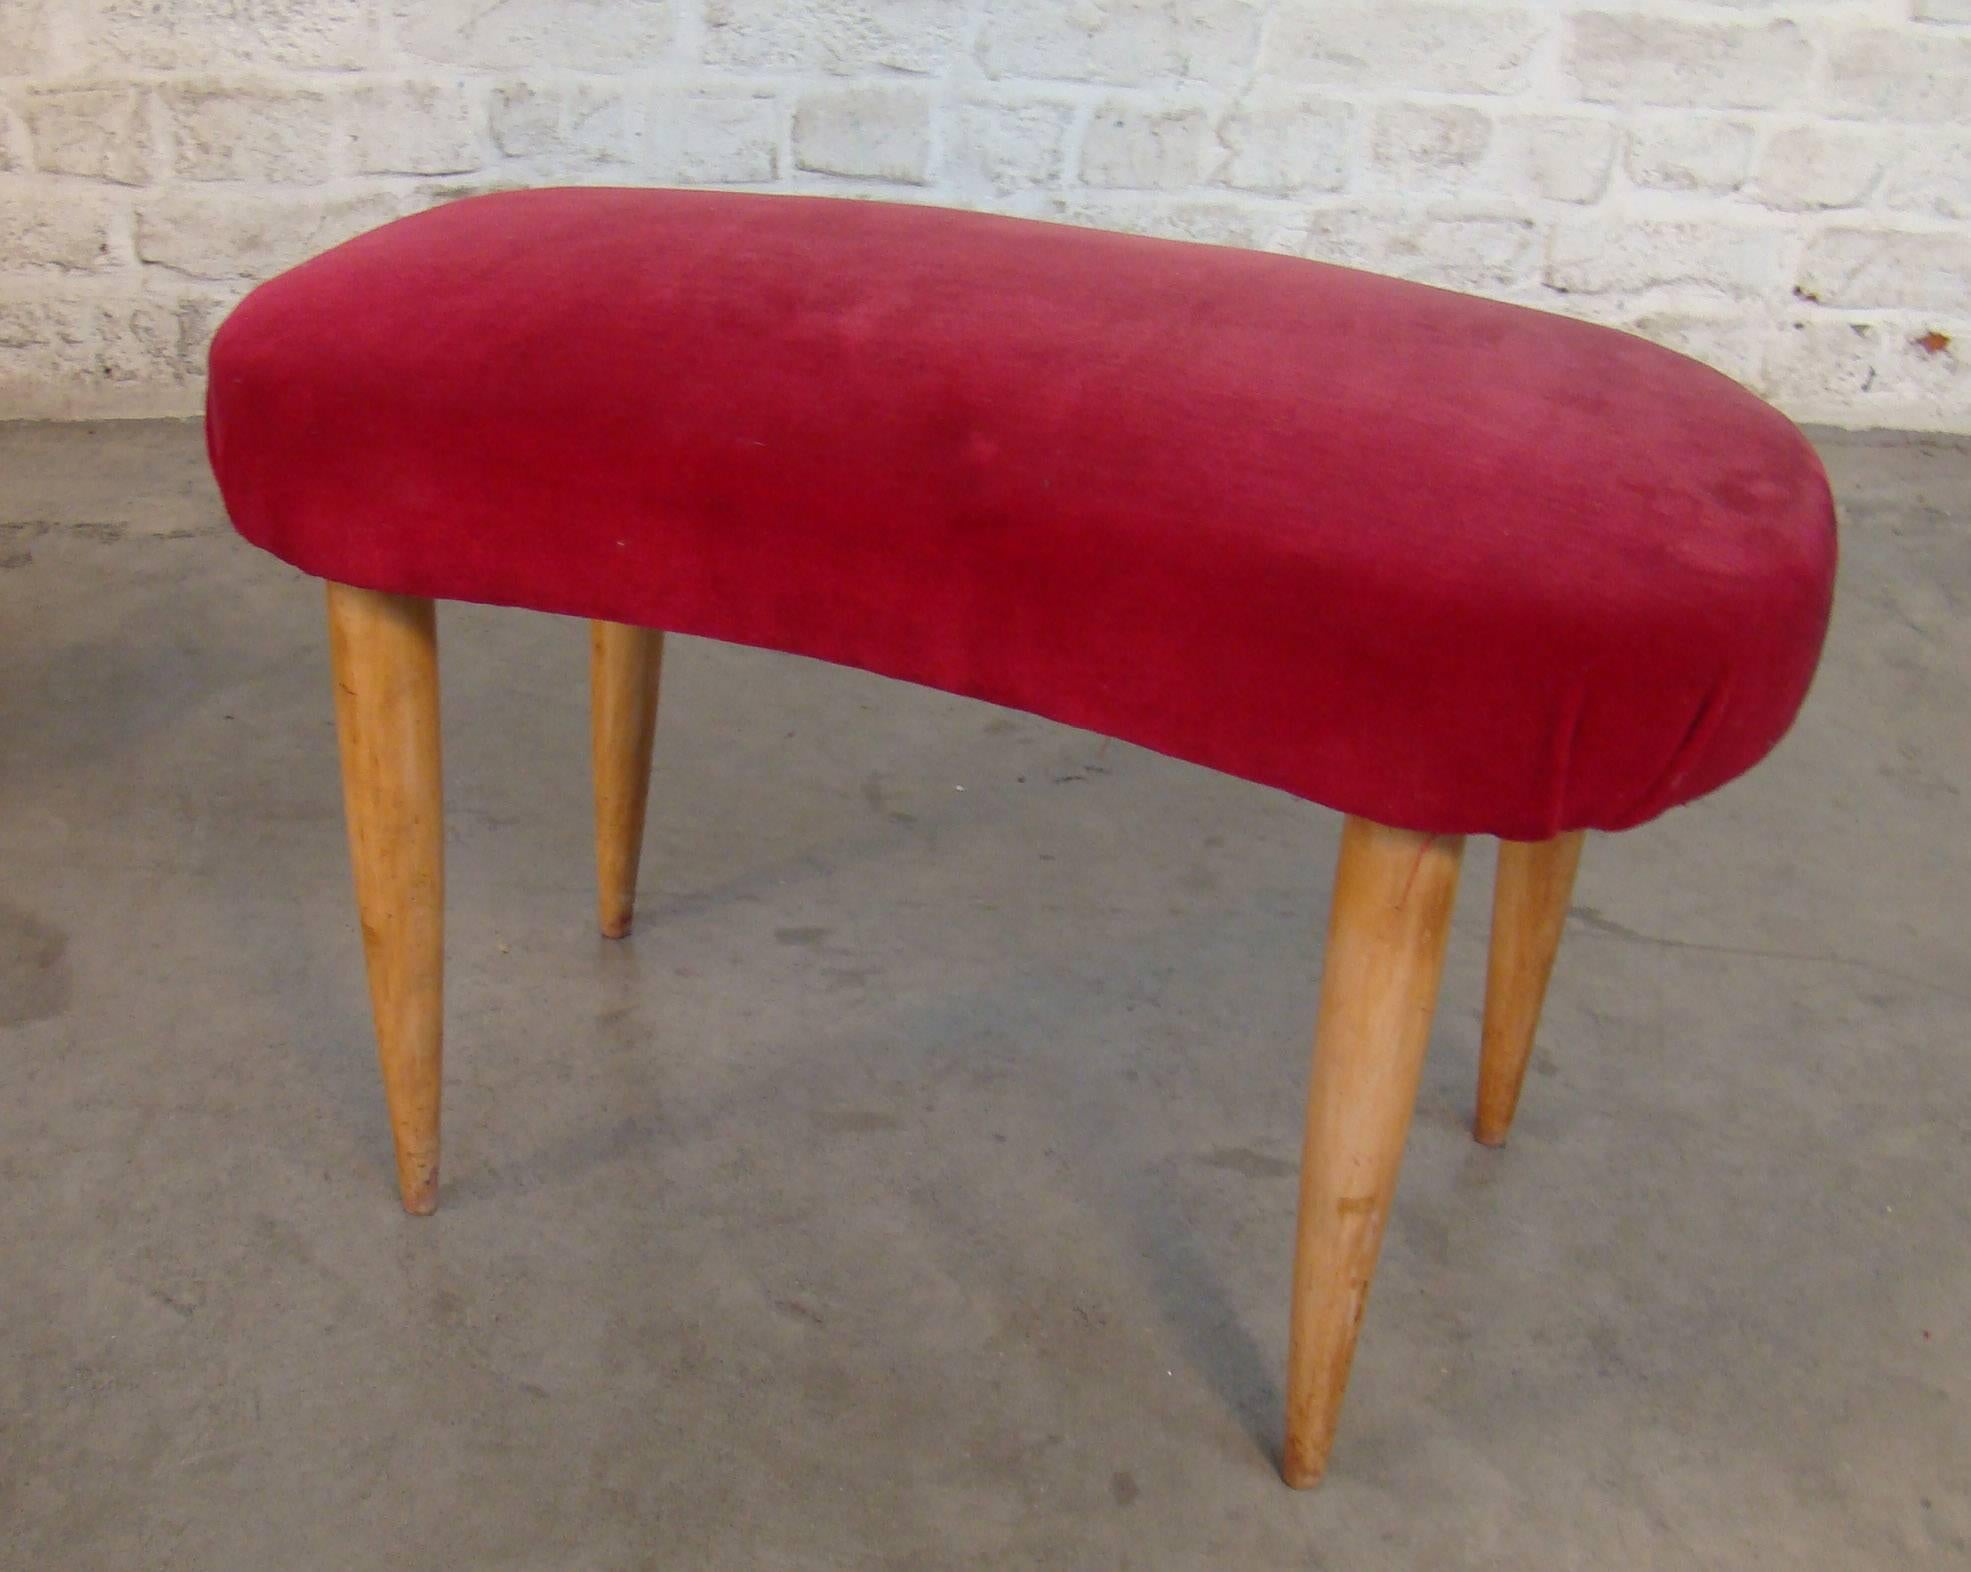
(204, 188), (1837, 1490)
(207, 187), (1834, 841)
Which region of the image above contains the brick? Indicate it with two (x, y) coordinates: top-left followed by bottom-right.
(174, 284), (251, 378)
(1567, 15), (1811, 109)
(1623, 115), (1755, 194)
(1880, 322), (1965, 410)
(490, 81), (628, 164)
(1048, 194), (1302, 253)
(412, 178), (530, 210)
(1796, 227), (1971, 312)
(1301, 206), (1541, 292)
(1394, 213), (1543, 292)
(1824, 29), (1971, 122)
(1881, 132), (1971, 221)
(94, 299), (180, 384)
(1494, 115), (1618, 204)
(1369, 103), (1490, 192)
(646, 94), (780, 184)
(950, 99), (1074, 194)
(76, 0), (373, 70)
(343, 80), (483, 176)
(0, 298), (182, 404)
(980, 0), (1262, 86)
(1264, 3), (1546, 95)
(1626, 311), (1763, 385)
(136, 189), (402, 280)
(705, 0), (962, 76)
(1, 1), (54, 73)
(1546, 219), (1789, 298)
(1080, 103), (1210, 190)
(162, 81), (336, 183)
(395, 0), (675, 72)
(0, 183), (120, 272)
(1753, 125), (1882, 211)
(24, 86), (153, 185)
(1761, 318), (1880, 408)
(792, 85), (930, 184)
(1213, 97), (1351, 196)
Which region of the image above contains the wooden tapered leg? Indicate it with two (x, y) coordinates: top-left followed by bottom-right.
(1282, 817), (1464, 1488)
(589, 620), (664, 939)
(327, 582), (444, 1216)
(1474, 831), (1585, 1148)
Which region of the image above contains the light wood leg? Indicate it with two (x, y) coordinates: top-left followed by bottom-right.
(590, 621), (664, 939)
(1474, 831), (1585, 1148)
(1282, 816), (1464, 1488)
(327, 582), (444, 1216)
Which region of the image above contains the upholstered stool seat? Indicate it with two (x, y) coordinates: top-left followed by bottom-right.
(208, 188), (1833, 841)
(205, 188), (1836, 1488)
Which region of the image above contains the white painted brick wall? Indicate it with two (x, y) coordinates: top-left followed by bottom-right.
(1, 0), (1967, 430)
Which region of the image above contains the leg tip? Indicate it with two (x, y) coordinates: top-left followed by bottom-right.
(398, 1168), (440, 1215)
(599, 907), (634, 940)
(1472, 1121), (1509, 1148)
(1280, 1455), (1327, 1490)
(1280, 1432), (1329, 1489)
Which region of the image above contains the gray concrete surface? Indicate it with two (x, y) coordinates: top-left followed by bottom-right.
(2, 419), (1967, 1568)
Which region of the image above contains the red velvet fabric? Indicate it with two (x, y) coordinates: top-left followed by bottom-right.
(206, 188), (1835, 839)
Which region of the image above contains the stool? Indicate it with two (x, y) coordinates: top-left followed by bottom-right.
(205, 188), (1836, 1487)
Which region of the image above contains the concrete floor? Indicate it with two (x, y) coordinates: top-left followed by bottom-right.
(1, 419), (1966, 1568)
